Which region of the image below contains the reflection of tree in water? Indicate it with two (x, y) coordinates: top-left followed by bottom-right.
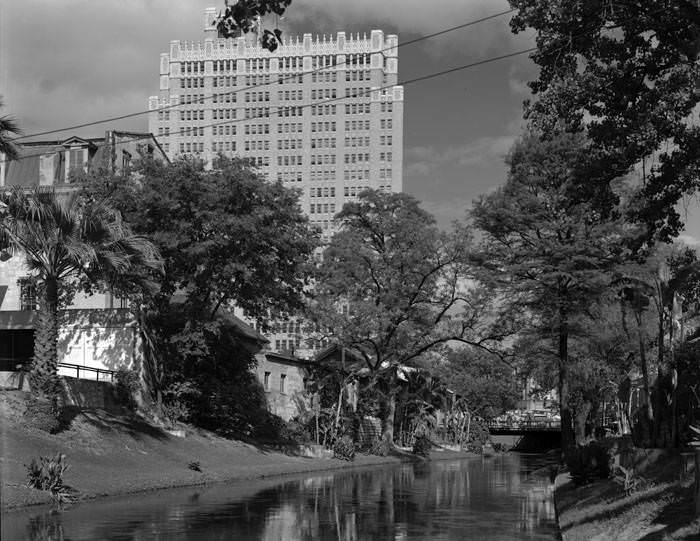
(20, 458), (556, 540)
(27, 513), (65, 541)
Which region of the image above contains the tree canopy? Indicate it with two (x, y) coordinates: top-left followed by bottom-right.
(509, 0), (700, 242)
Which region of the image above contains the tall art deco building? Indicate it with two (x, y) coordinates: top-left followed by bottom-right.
(148, 8), (404, 355)
(148, 8), (403, 243)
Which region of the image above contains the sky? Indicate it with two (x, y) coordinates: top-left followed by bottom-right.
(1, 0), (698, 241)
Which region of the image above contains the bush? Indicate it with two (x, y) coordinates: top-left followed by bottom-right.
(161, 400), (190, 427)
(114, 369), (140, 409)
(333, 435), (356, 461)
(566, 441), (612, 486)
(368, 437), (391, 457)
(25, 454), (75, 504)
(24, 397), (60, 434)
(413, 435), (432, 458)
(187, 461), (202, 472)
(280, 419), (313, 444)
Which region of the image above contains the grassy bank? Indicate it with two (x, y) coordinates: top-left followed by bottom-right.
(0, 390), (471, 511)
(554, 448), (700, 540)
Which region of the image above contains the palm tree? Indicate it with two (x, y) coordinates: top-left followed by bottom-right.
(0, 186), (162, 402)
(0, 97), (21, 160)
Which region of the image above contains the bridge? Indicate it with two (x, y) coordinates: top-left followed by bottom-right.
(486, 419), (561, 435)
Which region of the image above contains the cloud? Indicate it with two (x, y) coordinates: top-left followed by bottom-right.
(405, 135), (515, 176)
(285, 0), (532, 57)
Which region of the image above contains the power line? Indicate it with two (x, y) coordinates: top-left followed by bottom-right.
(7, 45), (537, 165)
(11, 8), (516, 141)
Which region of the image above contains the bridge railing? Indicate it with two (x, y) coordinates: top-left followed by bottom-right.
(487, 419), (561, 431)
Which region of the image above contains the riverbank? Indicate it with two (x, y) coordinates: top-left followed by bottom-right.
(554, 448), (700, 540)
(1, 390), (473, 511)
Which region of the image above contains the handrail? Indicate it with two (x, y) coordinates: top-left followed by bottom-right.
(57, 362), (116, 382)
(0, 357), (116, 382)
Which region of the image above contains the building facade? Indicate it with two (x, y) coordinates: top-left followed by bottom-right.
(148, 8), (403, 244)
(148, 10), (404, 359)
(0, 131), (167, 378)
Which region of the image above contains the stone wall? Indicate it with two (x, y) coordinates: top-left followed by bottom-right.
(60, 376), (122, 411)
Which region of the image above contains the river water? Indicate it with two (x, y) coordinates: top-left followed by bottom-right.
(3, 454), (557, 540)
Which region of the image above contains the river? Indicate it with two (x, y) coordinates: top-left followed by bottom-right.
(3, 453), (557, 540)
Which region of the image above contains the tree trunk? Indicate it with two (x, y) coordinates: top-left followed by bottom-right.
(381, 390), (397, 445)
(574, 401), (592, 446)
(558, 304), (574, 458)
(635, 311), (654, 445)
(30, 277), (61, 403)
(695, 449), (700, 517)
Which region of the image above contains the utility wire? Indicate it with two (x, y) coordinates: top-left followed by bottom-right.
(11, 8), (516, 141)
(7, 46), (536, 164)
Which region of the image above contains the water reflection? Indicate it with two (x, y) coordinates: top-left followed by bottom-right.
(5, 455), (556, 541)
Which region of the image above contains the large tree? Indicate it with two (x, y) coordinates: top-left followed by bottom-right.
(0, 187), (161, 403)
(509, 0), (700, 242)
(81, 156), (318, 429)
(311, 189), (511, 444)
(471, 132), (626, 454)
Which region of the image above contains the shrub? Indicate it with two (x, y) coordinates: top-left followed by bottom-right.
(566, 441), (612, 486)
(161, 400), (190, 427)
(187, 461), (202, 472)
(114, 369), (140, 409)
(333, 435), (356, 461)
(368, 438), (391, 457)
(413, 435), (432, 458)
(24, 397), (60, 434)
(280, 419), (313, 444)
(25, 454), (75, 504)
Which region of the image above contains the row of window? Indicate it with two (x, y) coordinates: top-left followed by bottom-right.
(345, 136), (369, 147)
(246, 58), (270, 72)
(309, 170), (335, 181)
(213, 125), (237, 136)
(311, 138), (336, 149)
(379, 135), (393, 145)
(310, 88), (337, 100)
(277, 171), (303, 183)
(311, 121), (337, 132)
(245, 123), (268, 135)
(180, 110), (205, 121)
(212, 92), (236, 104)
(277, 139), (303, 150)
(213, 108), (236, 120)
(345, 120), (370, 131)
(310, 186), (336, 198)
(213, 76), (237, 87)
(183, 61), (205, 74)
(244, 91), (270, 102)
(346, 87), (370, 98)
(279, 89), (303, 101)
(180, 142), (204, 153)
(346, 70), (372, 82)
(311, 104), (337, 116)
(179, 94), (205, 105)
(181, 77), (204, 89)
(311, 71), (337, 83)
(310, 154), (337, 165)
(344, 153), (370, 164)
(245, 140), (270, 151)
(310, 203), (336, 214)
(343, 170), (370, 181)
(212, 141), (236, 152)
(277, 155), (303, 166)
(212, 59), (236, 73)
(344, 103), (371, 115)
(182, 127), (205, 137)
(278, 122), (303, 133)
